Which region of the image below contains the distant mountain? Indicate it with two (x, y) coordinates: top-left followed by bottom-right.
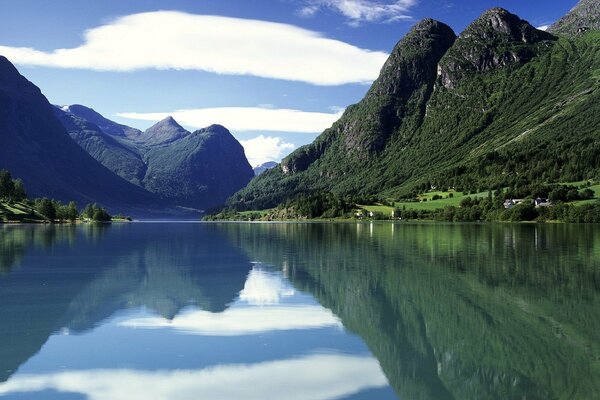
(253, 161), (278, 176)
(58, 106), (254, 208)
(228, 4), (600, 210)
(141, 124), (254, 208)
(54, 107), (147, 186)
(62, 104), (142, 139)
(0, 56), (160, 213)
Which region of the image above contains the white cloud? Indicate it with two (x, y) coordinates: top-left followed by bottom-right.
(240, 136), (295, 166)
(120, 304), (341, 336)
(0, 11), (388, 85)
(0, 354), (389, 400)
(537, 25), (550, 31)
(117, 106), (343, 134)
(300, 0), (417, 25)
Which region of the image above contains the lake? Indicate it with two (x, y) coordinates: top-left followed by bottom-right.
(0, 222), (599, 399)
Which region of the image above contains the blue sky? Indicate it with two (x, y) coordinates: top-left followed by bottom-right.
(0, 0), (576, 166)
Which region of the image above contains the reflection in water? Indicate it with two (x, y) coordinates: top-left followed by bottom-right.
(0, 355), (387, 400)
(0, 222), (599, 399)
(239, 264), (295, 305)
(222, 223), (600, 400)
(0, 223), (391, 400)
(120, 304), (341, 335)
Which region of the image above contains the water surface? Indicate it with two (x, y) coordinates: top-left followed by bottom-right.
(0, 222), (598, 399)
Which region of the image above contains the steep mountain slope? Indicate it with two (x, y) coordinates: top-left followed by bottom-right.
(228, 5), (600, 210)
(550, 0), (600, 36)
(54, 107), (147, 185)
(58, 107), (254, 208)
(0, 56), (160, 212)
(62, 104), (142, 139)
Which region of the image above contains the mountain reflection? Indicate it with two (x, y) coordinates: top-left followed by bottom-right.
(0, 223), (253, 383)
(1, 222), (599, 399)
(220, 222), (600, 400)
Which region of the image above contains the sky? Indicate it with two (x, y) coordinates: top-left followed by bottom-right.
(0, 0), (576, 166)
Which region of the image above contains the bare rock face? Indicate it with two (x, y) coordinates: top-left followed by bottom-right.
(437, 8), (555, 89)
(550, 0), (600, 36)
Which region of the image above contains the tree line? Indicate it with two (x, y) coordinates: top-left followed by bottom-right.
(0, 170), (112, 223)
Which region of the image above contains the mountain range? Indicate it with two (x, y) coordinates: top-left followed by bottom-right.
(55, 106), (254, 209)
(0, 56), (253, 215)
(227, 0), (600, 211)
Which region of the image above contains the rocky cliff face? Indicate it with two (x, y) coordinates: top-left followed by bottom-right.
(550, 0), (600, 36)
(438, 8), (555, 89)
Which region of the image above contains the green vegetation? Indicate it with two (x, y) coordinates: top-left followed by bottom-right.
(225, 12), (600, 217)
(0, 169), (115, 223)
(222, 222), (600, 399)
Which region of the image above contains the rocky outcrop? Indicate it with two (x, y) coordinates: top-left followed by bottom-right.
(550, 0), (600, 36)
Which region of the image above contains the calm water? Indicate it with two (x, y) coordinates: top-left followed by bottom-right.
(0, 222), (599, 400)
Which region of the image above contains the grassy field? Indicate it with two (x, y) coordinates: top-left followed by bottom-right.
(0, 201), (42, 222)
(359, 191), (490, 215)
(239, 210), (271, 217)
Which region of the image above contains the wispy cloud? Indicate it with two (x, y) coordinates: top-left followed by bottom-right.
(0, 355), (388, 400)
(0, 11), (388, 85)
(116, 106), (344, 133)
(299, 0), (417, 25)
(240, 136), (296, 167)
(537, 25), (550, 31)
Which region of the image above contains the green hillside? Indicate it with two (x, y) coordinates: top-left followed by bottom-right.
(226, 6), (600, 214)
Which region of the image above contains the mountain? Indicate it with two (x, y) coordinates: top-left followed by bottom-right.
(54, 107), (147, 186)
(550, 0), (600, 36)
(58, 106), (254, 209)
(253, 161), (278, 176)
(141, 116), (190, 146)
(227, 4), (600, 210)
(141, 124), (254, 208)
(62, 104), (142, 139)
(0, 56), (160, 213)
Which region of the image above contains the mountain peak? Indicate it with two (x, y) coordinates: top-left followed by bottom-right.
(143, 116), (189, 146)
(550, 0), (600, 36)
(438, 8), (555, 89)
(155, 116), (182, 128)
(464, 7), (553, 43)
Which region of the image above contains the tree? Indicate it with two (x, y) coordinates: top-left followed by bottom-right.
(0, 170), (15, 201)
(66, 201), (79, 223)
(35, 198), (56, 222)
(12, 179), (26, 201)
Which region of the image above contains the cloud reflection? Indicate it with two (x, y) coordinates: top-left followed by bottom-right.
(0, 354), (388, 400)
(120, 305), (341, 336)
(239, 266), (295, 305)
